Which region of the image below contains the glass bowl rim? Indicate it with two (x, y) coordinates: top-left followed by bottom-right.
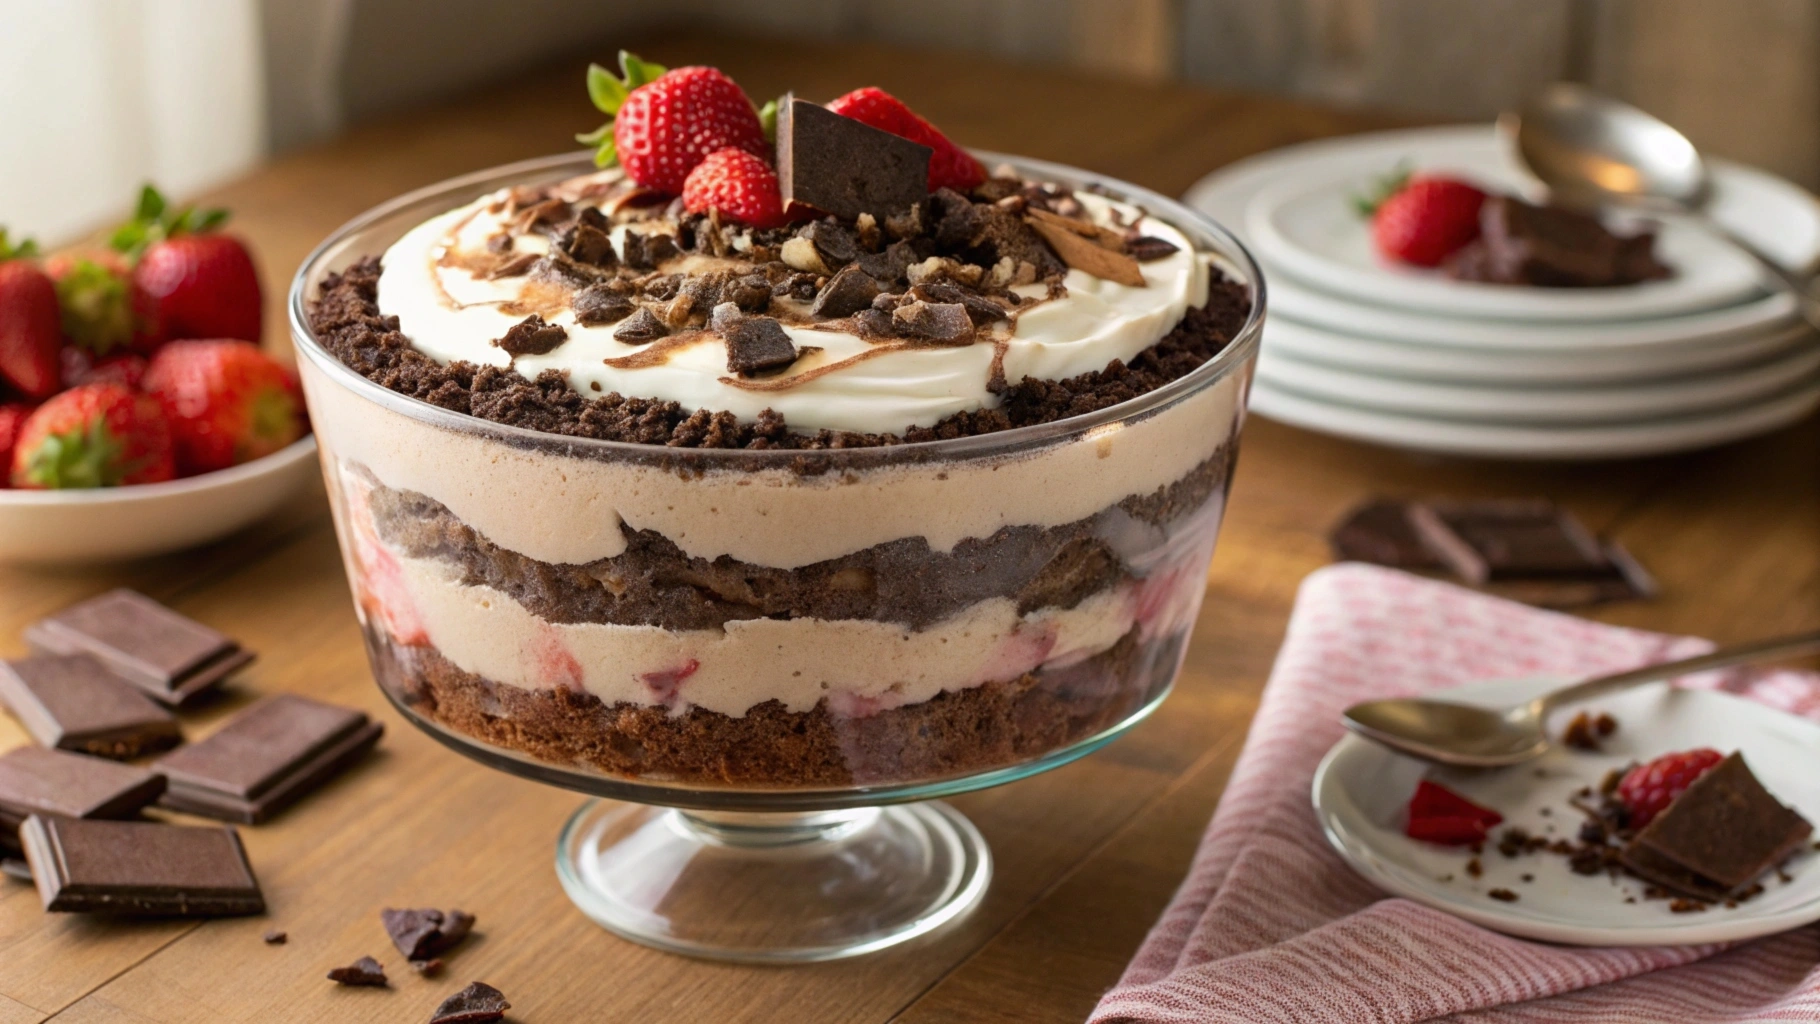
(287, 149), (1266, 463)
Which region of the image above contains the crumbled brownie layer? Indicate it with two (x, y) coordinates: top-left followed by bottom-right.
(306, 257), (1249, 450)
(366, 623), (1184, 788)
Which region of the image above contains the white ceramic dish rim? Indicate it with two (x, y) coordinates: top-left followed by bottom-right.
(0, 436), (318, 506)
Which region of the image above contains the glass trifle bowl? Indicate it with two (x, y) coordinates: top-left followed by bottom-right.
(290, 151), (1263, 961)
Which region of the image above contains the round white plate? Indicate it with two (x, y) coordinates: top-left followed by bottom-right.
(1249, 374), (1820, 460)
(1258, 333), (1820, 422)
(1264, 317), (1813, 385)
(1313, 676), (1820, 945)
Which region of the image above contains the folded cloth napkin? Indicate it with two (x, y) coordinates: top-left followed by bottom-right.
(1092, 563), (1820, 1024)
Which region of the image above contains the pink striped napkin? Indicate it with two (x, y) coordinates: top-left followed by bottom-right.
(1093, 563), (1820, 1024)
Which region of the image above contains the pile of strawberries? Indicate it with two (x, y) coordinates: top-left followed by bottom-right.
(580, 51), (986, 229)
(0, 187), (306, 489)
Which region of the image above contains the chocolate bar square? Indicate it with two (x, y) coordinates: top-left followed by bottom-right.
(0, 654), (181, 759)
(0, 746), (167, 849)
(25, 589), (254, 706)
(1621, 753), (1813, 899)
(20, 815), (264, 915)
(153, 694), (382, 823)
(778, 95), (931, 220)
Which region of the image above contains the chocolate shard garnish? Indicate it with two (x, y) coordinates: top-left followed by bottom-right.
(907, 282), (1006, 325)
(327, 956), (388, 987)
(810, 265), (883, 319)
(855, 240), (919, 287)
(724, 316), (799, 375)
(777, 95), (931, 220)
(1126, 235), (1180, 261)
(382, 907), (477, 960)
(0, 747), (167, 848)
(495, 315), (567, 357)
(1620, 753), (1813, 900)
(20, 815), (264, 916)
(429, 981), (510, 1024)
(152, 694), (383, 824)
(0, 654), (181, 759)
(25, 589), (254, 707)
(612, 307), (668, 345)
(892, 301), (976, 345)
(572, 284), (635, 326)
(621, 230), (680, 270)
(1024, 213), (1146, 286)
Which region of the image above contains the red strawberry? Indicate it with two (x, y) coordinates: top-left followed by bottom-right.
(0, 402), (33, 486)
(1367, 173), (1487, 267)
(682, 148), (787, 229)
(60, 347), (149, 391)
(10, 383), (173, 488)
(111, 185), (262, 343)
(579, 53), (767, 194)
(1617, 748), (1724, 828)
(143, 339), (304, 475)
(826, 87), (985, 192)
(1405, 780), (1503, 846)
(0, 231), (62, 400)
(44, 249), (161, 354)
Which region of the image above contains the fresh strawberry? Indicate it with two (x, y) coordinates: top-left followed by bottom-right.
(1405, 780), (1503, 846)
(682, 148), (788, 229)
(60, 347), (149, 390)
(44, 249), (161, 354)
(111, 185), (262, 343)
(579, 52), (768, 194)
(1367, 173), (1487, 267)
(0, 402), (32, 486)
(1617, 748), (1724, 828)
(142, 339), (304, 475)
(826, 87), (985, 192)
(10, 383), (173, 488)
(0, 231), (62, 400)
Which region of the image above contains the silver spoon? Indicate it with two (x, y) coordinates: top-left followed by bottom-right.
(1342, 629), (1820, 767)
(1502, 82), (1820, 328)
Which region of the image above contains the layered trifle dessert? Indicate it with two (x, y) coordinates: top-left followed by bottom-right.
(295, 57), (1260, 791)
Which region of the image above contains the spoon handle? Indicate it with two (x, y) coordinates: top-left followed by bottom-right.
(1540, 629), (1820, 712)
(1691, 216), (1820, 330)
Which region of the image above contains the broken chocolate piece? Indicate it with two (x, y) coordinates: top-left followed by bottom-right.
(0, 654), (181, 759)
(264, 929), (287, 944)
(612, 307), (669, 345)
(804, 219), (861, 269)
(851, 308), (897, 340)
(1487, 887), (1519, 902)
(1025, 213), (1146, 286)
(1329, 501), (1445, 570)
(1446, 196), (1672, 288)
(429, 982), (511, 1024)
(495, 315), (567, 357)
(0, 746), (167, 843)
(21, 815), (264, 915)
(724, 316), (799, 375)
(854, 240), (918, 287)
(153, 694), (383, 824)
(621, 230), (679, 270)
(810, 264), (884, 319)
(25, 589), (253, 707)
(558, 221), (617, 267)
(907, 282), (1006, 325)
(572, 284), (635, 326)
(1126, 235), (1181, 261)
(383, 907), (477, 960)
(724, 273), (774, 313)
(1621, 753), (1813, 900)
(892, 301), (976, 345)
(327, 956), (388, 987)
(777, 95), (931, 220)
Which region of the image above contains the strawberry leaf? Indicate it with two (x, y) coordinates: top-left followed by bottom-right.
(22, 418), (124, 489)
(110, 182), (231, 257)
(0, 229), (38, 262)
(134, 185), (166, 223)
(619, 51), (666, 89)
(586, 62), (627, 115)
(757, 98), (779, 143)
(1352, 161), (1413, 218)
(590, 135), (618, 169)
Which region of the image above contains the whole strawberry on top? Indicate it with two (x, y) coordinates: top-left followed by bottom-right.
(10, 383), (174, 488)
(1359, 170), (1487, 268)
(111, 186), (263, 344)
(44, 248), (161, 355)
(580, 52), (768, 194)
(827, 87), (985, 192)
(0, 231), (63, 400)
(143, 339), (304, 475)
(683, 148), (787, 229)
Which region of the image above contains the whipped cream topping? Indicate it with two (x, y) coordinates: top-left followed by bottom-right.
(375, 180), (1210, 436)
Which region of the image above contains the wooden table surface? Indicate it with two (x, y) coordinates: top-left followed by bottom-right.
(3, 31), (1817, 1024)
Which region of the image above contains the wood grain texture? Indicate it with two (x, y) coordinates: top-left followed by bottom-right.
(1, 29), (1816, 1023)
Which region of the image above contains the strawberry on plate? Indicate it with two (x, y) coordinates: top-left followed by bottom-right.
(580, 52), (768, 194)
(1405, 779), (1504, 846)
(0, 231), (63, 400)
(45, 248), (161, 354)
(1362, 171), (1487, 268)
(111, 186), (262, 343)
(143, 339), (304, 475)
(10, 383), (174, 488)
(827, 87), (985, 192)
(1617, 747), (1724, 828)
(682, 148), (787, 229)
(0, 402), (33, 486)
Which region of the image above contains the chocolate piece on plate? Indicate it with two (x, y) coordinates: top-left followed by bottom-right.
(153, 694), (383, 824)
(0, 654), (182, 759)
(20, 814), (264, 915)
(1621, 753), (1813, 900)
(495, 315), (567, 357)
(0, 746), (167, 849)
(327, 956), (388, 987)
(1329, 500), (1445, 570)
(1408, 499), (1655, 605)
(1, 857), (29, 882)
(778, 95), (932, 220)
(723, 316), (799, 375)
(1445, 195), (1672, 288)
(25, 589), (254, 706)
(430, 981), (511, 1024)
(383, 907), (477, 960)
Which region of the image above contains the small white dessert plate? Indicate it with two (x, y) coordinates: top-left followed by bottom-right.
(1257, 334), (1820, 422)
(0, 436), (319, 565)
(1312, 676), (1820, 946)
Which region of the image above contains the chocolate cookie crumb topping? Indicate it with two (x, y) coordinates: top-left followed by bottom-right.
(892, 301), (975, 345)
(811, 264), (883, 319)
(613, 307), (668, 344)
(573, 284), (635, 326)
(622, 231), (680, 270)
(1127, 236), (1181, 261)
(725, 316), (799, 375)
(495, 315), (567, 357)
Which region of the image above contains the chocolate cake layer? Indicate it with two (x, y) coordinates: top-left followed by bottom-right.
(366, 624), (1184, 787)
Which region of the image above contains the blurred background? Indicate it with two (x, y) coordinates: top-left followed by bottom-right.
(5, 0), (1816, 243)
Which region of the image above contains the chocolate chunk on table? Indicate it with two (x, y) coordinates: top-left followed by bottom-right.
(430, 981), (511, 1024)
(1329, 500), (1445, 570)
(723, 316), (799, 375)
(1621, 753), (1813, 900)
(383, 906), (477, 959)
(327, 956), (388, 987)
(26, 589), (253, 706)
(0, 654), (181, 759)
(20, 814), (264, 915)
(778, 95), (931, 220)
(0, 746), (167, 851)
(153, 694), (382, 824)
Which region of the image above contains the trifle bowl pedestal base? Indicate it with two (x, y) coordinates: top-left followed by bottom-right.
(556, 800), (990, 962)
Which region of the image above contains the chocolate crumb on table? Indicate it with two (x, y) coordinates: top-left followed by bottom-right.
(326, 956), (388, 987)
(429, 981), (511, 1024)
(264, 929), (287, 944)
(382, 907), (477, 960)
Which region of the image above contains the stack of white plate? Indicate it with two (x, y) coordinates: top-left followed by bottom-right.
(1185, 126), (1820, 459)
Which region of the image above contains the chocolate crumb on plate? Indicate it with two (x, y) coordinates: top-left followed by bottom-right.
(429, 981), (511, 1024)
(0, 654), (182, 759)
(495, 315), (567, 357)
(777, 96), (931, 220)
(1487, 888), (1519, 902)
(153, 694), (383, 824)
(327, 956), (388, 987)
(1466, 857), (1483, 878)
(20, 815), (264, 916)
(383, 907), (477, 960)
(264, 929), (287, 944)
(724, 316), (798, 375)
(25, 588), (254, 707)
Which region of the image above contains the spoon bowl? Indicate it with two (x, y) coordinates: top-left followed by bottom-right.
(1505, 83), (1709, 211)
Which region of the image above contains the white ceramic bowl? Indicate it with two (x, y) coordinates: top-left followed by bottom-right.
(0, 436), (320, 565)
